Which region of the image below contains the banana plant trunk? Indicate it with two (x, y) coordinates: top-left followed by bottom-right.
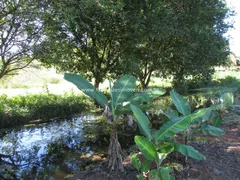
(108, 122), (124, 172)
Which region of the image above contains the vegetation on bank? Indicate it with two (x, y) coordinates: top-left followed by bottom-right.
(0, 93), (91, 128)
(0, 77), (236, 129)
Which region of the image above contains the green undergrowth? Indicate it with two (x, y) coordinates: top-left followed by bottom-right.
(152, 91), (222, 114)
(184, 76), (240, 93)
(0, 93), (92, 128)
(0, 89), (232, 129)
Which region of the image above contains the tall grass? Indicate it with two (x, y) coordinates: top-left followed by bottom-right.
(0, 93), (92, 128)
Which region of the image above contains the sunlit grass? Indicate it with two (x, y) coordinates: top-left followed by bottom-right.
(212, 70), (240, 80)
(1, 63), (240, 97)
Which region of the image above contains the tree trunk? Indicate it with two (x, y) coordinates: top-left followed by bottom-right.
(108, 122), (124, 172)
(94, 78), (100, 89)
(139, 71), (152, 90)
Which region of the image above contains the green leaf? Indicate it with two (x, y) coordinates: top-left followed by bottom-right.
(201, 125), (225, 136)
(155, 116), (191, 142)
(137, 174), (145, 180)
(130, 154), (141, 171)
(111, 75), (136, 108)
(141, 160), (151, 173)
(160, 167), (174, 180)
(131, 88), (166, 104)
(131, 104), (152, 140)
(158, 142), (174, 154)
(170, 91), (191, 116)
(191, 108), (212, 124)
(212, 114), (222, 127)
(157, 152), (167, 166)
(174, 144), (206, 160)
(117, 88), (165, 114)
(150, 169), (161, 180)
(64, 73), (107, 107)
(134, 136), (158, 161)
(221, 92), (234, 108)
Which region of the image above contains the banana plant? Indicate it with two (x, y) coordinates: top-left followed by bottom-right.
(130, 104), (205, 180)
(169, 91), (234, 145)
(64, 73), (166, 171)
(130, 91), (233, 179)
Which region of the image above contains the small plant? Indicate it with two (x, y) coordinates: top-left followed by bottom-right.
(168, 91), (233, 145)
(64, 73), (166, 171)
(130, 91), (233, 179)
(130, 104), (205, 180)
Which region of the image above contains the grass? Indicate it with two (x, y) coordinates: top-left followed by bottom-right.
(1, 62), (239, 94)
(0, 93), (93, 128)
(0, 61), (64, 89)
(212, 70), (240, 80)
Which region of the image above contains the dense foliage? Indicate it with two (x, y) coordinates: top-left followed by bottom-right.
(0, 93), (89, 128)
(34, 0), (232, 88)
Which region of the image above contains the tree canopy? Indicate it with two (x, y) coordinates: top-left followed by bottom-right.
(34, 0), (232, 88)
(35, 0), (130, 88)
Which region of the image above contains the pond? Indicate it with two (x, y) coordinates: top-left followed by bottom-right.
(0, 114), (109, 180)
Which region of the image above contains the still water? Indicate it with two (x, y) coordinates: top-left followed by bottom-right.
(0, 114), (102, 180)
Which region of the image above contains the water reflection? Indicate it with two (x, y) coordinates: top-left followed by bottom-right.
(0, 114), (96, 180)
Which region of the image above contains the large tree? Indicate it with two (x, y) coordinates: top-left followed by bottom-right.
(0, 0), (43, 79)
(35, 0), (129, 88)
(35, 0), (232, 89)
(116, 0), (176, 89)
(121, 0), (232, 89)
(165, 0), (232, 87)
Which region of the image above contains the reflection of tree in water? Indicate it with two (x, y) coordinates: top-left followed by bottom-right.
(0, 116), (91, 179)
(0, 114), (138, 179)
(82, 115), (138, 150)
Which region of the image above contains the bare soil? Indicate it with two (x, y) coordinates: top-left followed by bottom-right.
(66, 108), (240, 180)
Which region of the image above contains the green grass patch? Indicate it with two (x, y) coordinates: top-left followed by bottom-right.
(0, 93), (92, 128)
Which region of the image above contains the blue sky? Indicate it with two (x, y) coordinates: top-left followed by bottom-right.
(226, 0), (240, 56)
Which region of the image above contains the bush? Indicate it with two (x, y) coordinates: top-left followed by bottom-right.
(0, 93), (91, 128)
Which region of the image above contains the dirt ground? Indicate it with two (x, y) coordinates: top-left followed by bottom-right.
(66, 107), (240, 180)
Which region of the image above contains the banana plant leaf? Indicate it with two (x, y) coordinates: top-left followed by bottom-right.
(190, 108), (212, 124)
(64, 73), (108, 107)
(200, 125), (225, 136)
(130, 88), (166, 104)
(221, 92), (234, 108)
(111, 75), (136, 108)
(155, 116), (191, 142)
(212, 113), (222, 127)
(130, 104), (152, 140)
(134, 136), (158, 161)
(141, 160), (151, 173)
(170, 91), (191, 116)
(150, 169), (161, 180)
(174, 143), (206, 160)
(160, 167), (175, 180)
(130, 154), (141, 171)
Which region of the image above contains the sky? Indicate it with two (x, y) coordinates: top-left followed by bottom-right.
(226, 0), (240, 56)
